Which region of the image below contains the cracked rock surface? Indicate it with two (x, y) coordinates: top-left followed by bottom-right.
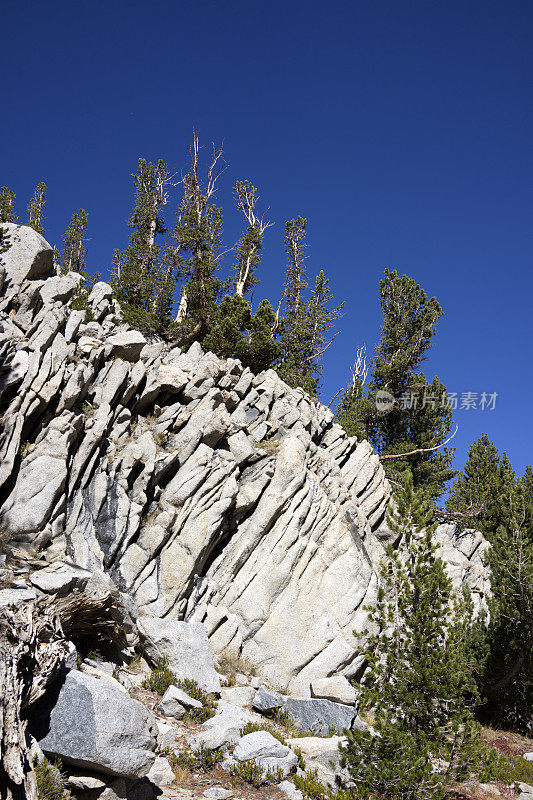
(0, 225), (490, 693)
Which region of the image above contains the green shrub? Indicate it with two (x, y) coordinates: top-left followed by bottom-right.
(81, 401), (95, 416)
(294, 746), (306, 770)
(154, 430), (169, 447)
(230, 759), (266, 787)
(142, 658), (175, 695)
(176, 678), (218, 722)
(171, 743), (223, 773)
(35, 758), (70, 800)
(267, 706), (305, 736)
(479, 746), (533, 786)
(294, 769), (329, 800)
(69, 284), (94, 322)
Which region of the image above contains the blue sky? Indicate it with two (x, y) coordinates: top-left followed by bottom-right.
(2, 0), (532, 479)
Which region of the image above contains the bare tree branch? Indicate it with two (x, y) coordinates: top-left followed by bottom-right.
(380, 424), (459, 461)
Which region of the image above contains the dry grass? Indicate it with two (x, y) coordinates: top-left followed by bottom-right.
(217, 649), (257, 681)
(171, 764), (191, 787)
(258, 438), (280, 456)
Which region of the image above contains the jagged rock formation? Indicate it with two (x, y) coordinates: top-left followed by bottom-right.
(0, 224), (490, 694)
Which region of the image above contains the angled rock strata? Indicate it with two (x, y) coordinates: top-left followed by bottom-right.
(0, 224), (490, 693)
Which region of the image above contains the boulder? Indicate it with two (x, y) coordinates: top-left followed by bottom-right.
(251, 685), (285, 713)
(158, 685), (202, 719)
(156, 721), (177, 750)
(0, 587), (37, 607)
(147, 756), (174, 786)
(39, 272), (84, 305)
(220, 686), (256, 707)
(107, 330), (147, 362)
(279, 780), (304, 800)
(233, 731), (297, 778)
(190, 700), (256, 750)
(286, 735), (345, 769)
(252, 686), (360, 735)
(34, 669), (157, 779)
(203, 789), (233, 800)
(524, 753), (533, 762)
(284, 697), (360, 735)
(29, 561), (92, 595)
(310, 676), (356, 706)
(137, 616), (221, 693)
(0, 223), (54, 288)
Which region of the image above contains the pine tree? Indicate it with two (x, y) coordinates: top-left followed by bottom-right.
(478, 472), (533, 731)
(277, 220), (342, 395)
(62, 209), (89, 274)
(336, 270), (455, 501)
(0, 187), (17, 223)
(448, 440), (533, 729)
(26, 181), (47, 234)
(446, 434), (512, 532)
(340, 471), (481, 800)
(232, 180), (271, 298)
(111, 158), (175, 335)
(202, 295), (281, 373)
(173, 135), (225, 345)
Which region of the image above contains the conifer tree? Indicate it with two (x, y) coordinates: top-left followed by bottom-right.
(202, 295), (281, 373)
(62, 209), (89, 274)
(111, 158), (175, 334)
(0, 187), (17, 223)
(340, 471), (481, 800)
(26, 181), (46, 234)
(480, 474), (533, 728)
(277, 219), (342, 395)
(232, 180), (271, 298)
(337, 270), (455, 501)
(172, 135), (225, 344)
(449, 439), (533, 727)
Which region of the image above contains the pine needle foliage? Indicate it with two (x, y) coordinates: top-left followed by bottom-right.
(447, 438), (533, 728)
(277, 220), (343, 395)
(0, 186), (17, 223)
(336, 270), (455, 501)
(26, 181), (47, 234)
(111, 158), (175, 335)
(340, 471), (481, 800)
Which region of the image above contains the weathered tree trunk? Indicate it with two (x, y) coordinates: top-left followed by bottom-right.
(0, 590), (123, 800)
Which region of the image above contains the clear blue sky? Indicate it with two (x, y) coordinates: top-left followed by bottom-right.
(2, 0), (532, 479)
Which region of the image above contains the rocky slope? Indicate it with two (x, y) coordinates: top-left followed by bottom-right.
(0, 224), (489, 695)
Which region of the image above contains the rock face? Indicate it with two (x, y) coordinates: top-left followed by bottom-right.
(34, 670), (158, 779)
(0, 227), (490, 693)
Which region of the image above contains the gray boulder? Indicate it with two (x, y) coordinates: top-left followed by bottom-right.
(233, 731), (297, 778)
(146, 756), (174, 786)
(35, 670), (157, 779)
(29, 561), (92, 595)
(0, 223), (54, 288)
(310, 676), (356, 706)
(190, 700), (256, 750)
(137, 616), (221, 693)
(158, 685), (202, 719)
(220, 686), (256, 707)
(251, 685), (285, 712)
(107, 330), (147, 361)
(252, 686), (360, 735)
